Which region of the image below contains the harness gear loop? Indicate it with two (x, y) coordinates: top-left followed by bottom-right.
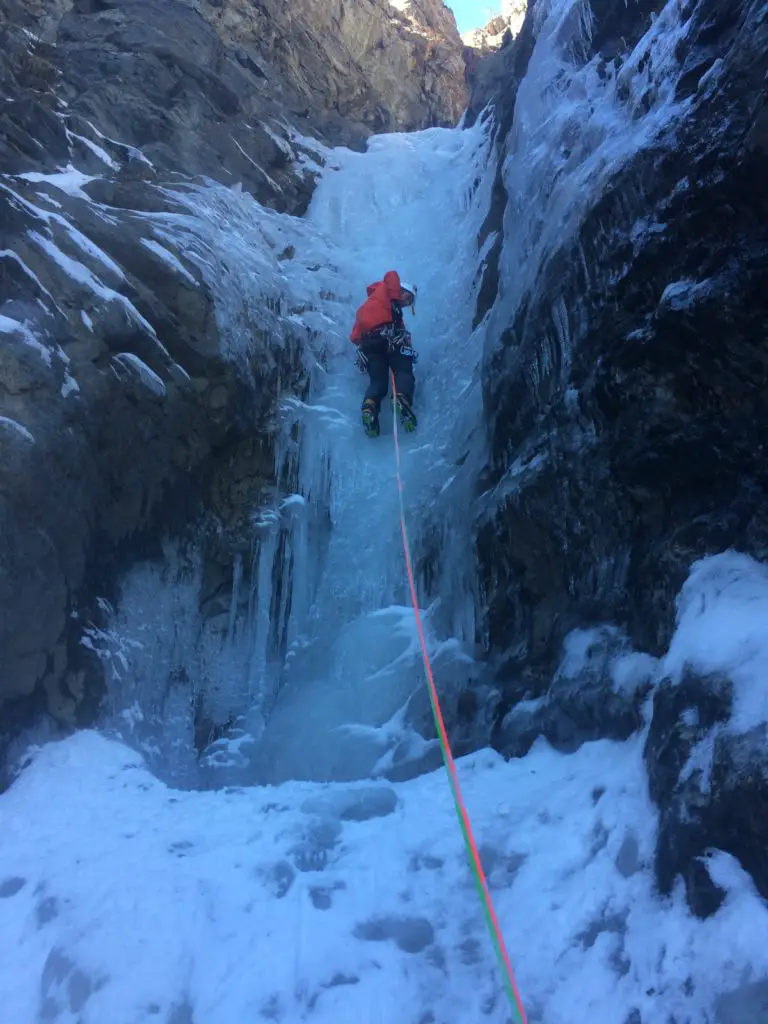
(355, 349), (369, 374)
(390, 370), (528, 1024)
(387, 328), (418, 363)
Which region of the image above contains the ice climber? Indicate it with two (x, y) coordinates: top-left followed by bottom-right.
(350, 270), (418, 437)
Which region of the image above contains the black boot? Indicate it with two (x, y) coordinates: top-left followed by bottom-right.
(394, 393), (417, 432)
(361, 398), (380, 438)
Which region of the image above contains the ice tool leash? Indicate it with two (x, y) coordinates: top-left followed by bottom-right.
(390, 373), (529, 1024)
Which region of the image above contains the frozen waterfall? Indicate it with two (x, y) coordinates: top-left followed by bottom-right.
(3, 0), (768, 1021)
(80, 118), (498, 790)
(249, 124), (498, 784)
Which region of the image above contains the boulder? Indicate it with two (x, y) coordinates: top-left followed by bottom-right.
(495, 627), (654, 757)
(645, 670), (768, 917)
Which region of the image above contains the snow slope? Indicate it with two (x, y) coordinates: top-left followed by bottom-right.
(3, 719), (767, 1024)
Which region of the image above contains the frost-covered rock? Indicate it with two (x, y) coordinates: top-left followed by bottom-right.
(0, 26), (325, 732)
(643, 552), (768, 916)
(644, 669), (734, 916)
(464, 0), (768, 910)
(462, 3), (527, 52)
(646, 669), (768, 918)
(497, 627), (655, 757)
(1, 0), (467, 194)
(469, 0), (768, 705)
(0, 169), (316, 726)
(463, 3), (536, 135)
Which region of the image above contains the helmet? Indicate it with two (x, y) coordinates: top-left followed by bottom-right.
(399, 281), (417, 313)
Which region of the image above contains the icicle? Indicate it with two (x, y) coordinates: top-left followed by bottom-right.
(245, 520), (280, 704)
(226, 552), (243, 646)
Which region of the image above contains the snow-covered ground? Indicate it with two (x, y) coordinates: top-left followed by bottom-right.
(3, 647), (768, 1024)
(6, 552), (768, 1022)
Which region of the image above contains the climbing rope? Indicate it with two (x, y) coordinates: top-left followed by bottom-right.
(390, 374), (528, 1024)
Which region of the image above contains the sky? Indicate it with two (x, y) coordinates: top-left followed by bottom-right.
(448, 0), (500, 33)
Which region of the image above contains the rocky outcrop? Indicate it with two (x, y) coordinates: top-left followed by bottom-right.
(462, 1), (529, 138)
(4, 0), (467, 195)
(496, 627), (652, 757)
(2, 1), (318, 214)
(0, 11), (293, 738)
(463, 12), (535, 135)
(644, 668), (768, 917)
(196, 0), (468, 136)
(0, 165), (309, 727)
(471, 0), (768, 708)
(462, 2), (527, 53)
(463, 15), (513, 52)
(461, 0), (768, 918)
(462, 9), (536, 337)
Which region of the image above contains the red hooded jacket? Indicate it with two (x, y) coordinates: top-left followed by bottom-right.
(349, 270), (403, 344)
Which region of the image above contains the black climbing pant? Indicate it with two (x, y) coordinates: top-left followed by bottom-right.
(361, 338), (415, 413)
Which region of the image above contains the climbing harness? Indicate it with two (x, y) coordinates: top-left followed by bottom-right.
(390, 371), (528, 1024)
(355, 332), (419, 374)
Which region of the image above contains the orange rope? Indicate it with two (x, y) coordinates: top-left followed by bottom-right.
(390, 374), (528, 1023)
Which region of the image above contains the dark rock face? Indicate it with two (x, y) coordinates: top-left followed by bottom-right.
(464, 0), (768, 919)
(644, 670), (768, 916)
(0, 12), (308, 735)
(0, 1), (317, 214)
(473, 0), (768, 699)
(0, 167), (309, 725)
(496, 627), (652, 757)
(465, 16), (536, 332)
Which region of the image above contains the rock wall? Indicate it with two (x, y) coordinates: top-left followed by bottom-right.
(4, 0), (467, 196)
(470, 0), (767, 699)
(0, 166), (309, 732)
(244, 0), (469, 132)
(466, 0), (768, 913)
